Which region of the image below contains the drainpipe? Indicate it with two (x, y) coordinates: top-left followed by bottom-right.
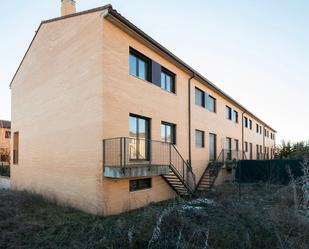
(188, 73), (195, 167)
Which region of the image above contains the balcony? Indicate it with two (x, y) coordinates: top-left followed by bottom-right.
(103, 137), (175, 178)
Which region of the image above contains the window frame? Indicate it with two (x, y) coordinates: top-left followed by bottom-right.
(5, 130), (11, 139)
(233, 110), (238, 123)
(225, 106), (232, 120)
(129, 178), (152, 192)
(195, 129), (205, 148)
(160, 67), (176, 93)
(161, 121), (176, 144)
(129, 48), (151, 81)
(195, 87), (205, 107)
(209, 133), (217, 161)
(206, 94), (216, 113)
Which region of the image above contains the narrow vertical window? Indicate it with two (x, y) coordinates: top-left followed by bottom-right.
(209, 133), (217, 161)
(161, 69), (175, 93)
(206, 95), (216, 113)
(195, 130), (205, 148)
(161, 122), (176, 144)
(225, 106), (232, 120)
(233, 110), (238, 123)
(129, 48), (150, 81)
(13, 132), (19, 165)
(249, 120), (252, 130)
(195, 87), (205, 107)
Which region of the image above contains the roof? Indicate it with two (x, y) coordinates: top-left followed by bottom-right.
(9, 4), (276, 132)
(0, 120), (11, 129)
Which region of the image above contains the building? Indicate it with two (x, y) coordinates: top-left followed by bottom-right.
(10, 1), (276, 215)
(0, 120), (11, 165)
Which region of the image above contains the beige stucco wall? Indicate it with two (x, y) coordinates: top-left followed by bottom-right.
(11, 9), (276, 215)
(11, 12), (105, 214)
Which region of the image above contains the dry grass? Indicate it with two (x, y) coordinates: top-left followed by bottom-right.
(0, 183), (309, 249)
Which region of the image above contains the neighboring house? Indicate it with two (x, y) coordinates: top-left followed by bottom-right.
(10, 1), (276, 215)
(0, 120), (11, 165)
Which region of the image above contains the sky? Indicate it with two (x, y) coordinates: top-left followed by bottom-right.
(0, 0), (308, 143)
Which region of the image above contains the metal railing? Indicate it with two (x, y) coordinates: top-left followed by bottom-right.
(103, 137), (196, 191)
(216, 149), (246, 163)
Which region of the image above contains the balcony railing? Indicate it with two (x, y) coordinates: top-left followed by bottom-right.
(216, 149), (246, 163)
(103, 137), (196, 191)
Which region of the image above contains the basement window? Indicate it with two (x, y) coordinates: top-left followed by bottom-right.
(130, 178), (152, 192)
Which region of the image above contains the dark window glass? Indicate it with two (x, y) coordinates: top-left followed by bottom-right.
(129, 49), (150, 81)
(161, 69), (175, 93)
(249, 120), (252, 130)
(209, 133), (217, 161)
(195, 88), (205, 107)
(195, 130), (205, 148)
(226, 106), (232, 120)
(130, 178), (152, 192)
(233, 110), (238, 123)
(206, 95), (216, 112)
(259, 126), (262, 134)
(244, 117), (248, 128)
(5, 131), (11, 139)
(161, 122), (176, 144)
(256, 124), (259, 133)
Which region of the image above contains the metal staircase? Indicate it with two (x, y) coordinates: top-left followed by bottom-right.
(161, 145), (196, 196)
(196, 149), (245, 191)
(196, 161), (224, 191)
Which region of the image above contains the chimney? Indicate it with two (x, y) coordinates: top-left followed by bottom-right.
(61, 0), (76, 16)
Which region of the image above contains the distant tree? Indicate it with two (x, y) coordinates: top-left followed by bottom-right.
(276, 140), (309, 160)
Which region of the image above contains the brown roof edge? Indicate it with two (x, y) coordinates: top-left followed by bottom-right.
(41, 4), (112, 24)
(9, 4), (112, 88)
(107, 8), (277, 133)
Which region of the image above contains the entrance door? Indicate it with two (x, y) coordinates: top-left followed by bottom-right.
(129, 114), (150, 160)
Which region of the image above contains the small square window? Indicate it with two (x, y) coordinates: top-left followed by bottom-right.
(5, 131), (11, 139)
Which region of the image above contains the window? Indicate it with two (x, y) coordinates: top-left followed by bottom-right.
(209, 133), (217, 161)
(256, 124), (259, 133)
(161, 69), (175, 93)
(130, 178), (152, 192)
(13, 132), (19, 165)
(259, 126), (262, 134)
(5, 131), (11, 139)
(244, 117), (248, 128)
(233, 110), (238, 123)
(129, 114), (150, 160)
(234, 139), (239, 151)
(264, 128), (267, 137)
(195, 130), (204, 148)
(249, 120), (252, 130)
(226, 137), (232, 160)
(226, 106), (232, 120)
(256, 144), (259, 154)
(245, 142), (248, 152)
(195, 87), (205, 107)
(206, 95), (216, 112)
(260, 145), (263, 154)
(129, 48), (150, 81)
(161, 122), (176, 144)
